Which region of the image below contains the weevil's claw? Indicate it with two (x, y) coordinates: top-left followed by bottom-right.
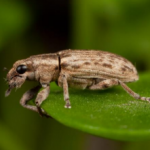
(5, 84), (15, 97)
(37, 107), (51, 118)
(44, 113), (52, 118)
(64, 103), (71, 109)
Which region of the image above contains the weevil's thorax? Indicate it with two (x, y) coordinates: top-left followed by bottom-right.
(30, 53), (60, 82)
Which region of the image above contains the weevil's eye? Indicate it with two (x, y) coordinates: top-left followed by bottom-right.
(16, 65), (27, 74)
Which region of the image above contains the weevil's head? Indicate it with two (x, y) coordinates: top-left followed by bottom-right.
(5, 58), (34, 96)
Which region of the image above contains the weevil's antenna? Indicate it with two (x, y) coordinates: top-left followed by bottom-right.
(3, 67), (8, 82)
(3, 78), (7, 81)
(3, 67), (8, 71)
(3, 78), (8, 83)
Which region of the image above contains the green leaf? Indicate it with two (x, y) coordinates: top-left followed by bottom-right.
(0, 121), (31, 150)
(41, 72), (150, 141)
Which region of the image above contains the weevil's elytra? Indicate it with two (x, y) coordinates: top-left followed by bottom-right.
(85, 62), (91, 65)
(102, 63), (113, 69)
(5, 50), (150, 116)
(61, 62), (69, 69)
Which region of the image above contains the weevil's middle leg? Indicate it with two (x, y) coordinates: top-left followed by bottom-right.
(62, 75), (71, 108)
(58, 75), (94, 108)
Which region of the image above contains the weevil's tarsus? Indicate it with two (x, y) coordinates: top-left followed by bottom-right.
(119, 81), (150, 102)
(140, 97), (150, 102)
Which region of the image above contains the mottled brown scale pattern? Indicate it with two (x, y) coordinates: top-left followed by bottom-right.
(94, 62), (99, 65)
(121, 67), (126, 72)
(99, 59), (103, 62)
(30, 53), (57, 60)
(84, 62), (91, 65)
(101, 56), (105, 59)
(102, 63), (113, 69)
(55, 66), (59, 70)
(61, 63), (69, 68)
(59, 50), (138, 82)
(109, 60), (114, 63)
(122, 58), (128, 63)
(72, 65), (80, 69)
(124, 65), (133, 72)
(60, 53), (72, 59)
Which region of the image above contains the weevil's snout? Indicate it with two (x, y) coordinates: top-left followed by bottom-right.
(5, 68), (16, 96)
(5, 65), (27, 97)
(5, 84), (14, 97)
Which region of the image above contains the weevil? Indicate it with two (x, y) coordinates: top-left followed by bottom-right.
(5, 50), (150, 116)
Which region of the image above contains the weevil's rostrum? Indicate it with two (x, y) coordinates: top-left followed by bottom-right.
(5, 50), (150, 116)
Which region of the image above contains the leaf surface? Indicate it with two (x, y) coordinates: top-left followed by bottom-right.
(42, 72), (150, 141)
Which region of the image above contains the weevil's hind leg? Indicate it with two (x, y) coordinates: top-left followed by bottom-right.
(119, 81), (150, 102)
(35, 85), (50, 117)
(89, 79), (119, 90)
(20, 85), (41, 113)
(62, 75), (71, 108)
(89, 79), (150, 102)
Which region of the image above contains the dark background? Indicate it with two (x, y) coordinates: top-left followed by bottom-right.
(0, 0), (150, 149)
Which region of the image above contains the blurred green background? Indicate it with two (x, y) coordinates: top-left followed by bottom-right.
(0, 0), (150, 150)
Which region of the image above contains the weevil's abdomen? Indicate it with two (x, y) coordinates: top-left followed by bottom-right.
(59, 50), (139, 83)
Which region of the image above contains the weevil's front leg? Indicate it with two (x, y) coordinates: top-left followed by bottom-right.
(35, 85), (50, 116)
(20, 85), (41, 113)
(119, 81), (150, 102)
(62, 75), (71, 108)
